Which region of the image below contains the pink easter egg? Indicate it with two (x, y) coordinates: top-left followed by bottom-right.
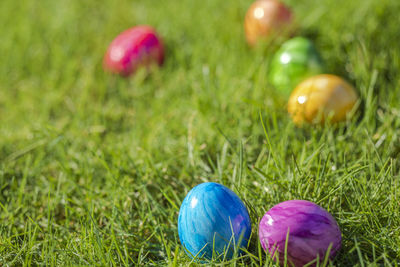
(103, 25), (164, 76)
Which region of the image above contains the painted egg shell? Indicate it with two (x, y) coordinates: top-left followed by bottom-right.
(259, 200), (342, 267)
(269, 37), (326, 95)
(103, 25), (164, 76)
(288, 74), (358, 124)
(178, 182), (251, 260)
(244, 0), (293, 46)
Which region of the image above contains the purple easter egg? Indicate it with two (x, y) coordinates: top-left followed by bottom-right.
(259, 200), (341, 266)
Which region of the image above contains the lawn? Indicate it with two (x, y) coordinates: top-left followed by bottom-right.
(1, 0), (400, 265)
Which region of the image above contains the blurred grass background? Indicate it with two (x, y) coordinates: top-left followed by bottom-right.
(0, 0), (400, 265)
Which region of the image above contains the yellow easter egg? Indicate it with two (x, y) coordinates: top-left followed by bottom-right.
(288, 74), (358, 124)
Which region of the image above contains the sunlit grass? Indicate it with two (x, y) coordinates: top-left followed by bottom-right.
(0, 0), (399, 265)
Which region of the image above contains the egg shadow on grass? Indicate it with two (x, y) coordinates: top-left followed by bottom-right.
(180, 230), (256, 264)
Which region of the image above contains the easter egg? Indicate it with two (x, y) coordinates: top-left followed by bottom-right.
(244, 0), (293, 46)
(103, 25), (164, 76)
(269, 37), (326, 95)
(288, 74), (358, 124)
(178, 182), (251, 260)
(259, 200), (342, 267)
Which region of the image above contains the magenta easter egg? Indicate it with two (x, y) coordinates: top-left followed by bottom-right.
(103, 25), (164, 76)
(259, 200), (341, 266)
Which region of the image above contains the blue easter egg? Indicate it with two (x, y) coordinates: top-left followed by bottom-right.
(178, 182), (251, 260)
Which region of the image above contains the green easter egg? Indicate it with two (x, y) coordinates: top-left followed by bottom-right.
(269, 37), (326, 95)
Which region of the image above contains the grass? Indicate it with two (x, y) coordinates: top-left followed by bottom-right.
(0, 0), (400, 265)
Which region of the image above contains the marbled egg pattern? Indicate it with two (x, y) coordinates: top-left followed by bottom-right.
(288, 74), (358, 124)
(178, 182), (251, 260)
(259, 200), (341, 266)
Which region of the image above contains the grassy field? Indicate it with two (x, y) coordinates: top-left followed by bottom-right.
(1, 0), (400, 265)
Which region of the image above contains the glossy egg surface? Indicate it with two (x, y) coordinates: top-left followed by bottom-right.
(103, 25), (164, 76)
(244, 0), (293, 46)
(259, 200), (341, 267)
(178, 182), (251, 260)
(269, 37), (325, 95)
(288, 74), (358, 124)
